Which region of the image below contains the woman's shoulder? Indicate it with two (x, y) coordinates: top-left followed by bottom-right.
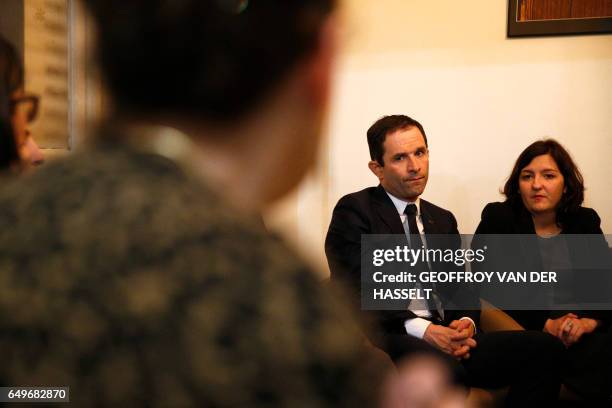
(481, 201), (513, 217)
(480, 201), (522, 223)
(572, 206), (600, 219)
(475, 201), (522, 234)
(565, 206), (602, 233)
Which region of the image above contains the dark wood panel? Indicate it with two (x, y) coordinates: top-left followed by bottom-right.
(519, 0), (571, 21)
(518, 0), (612, 20)
(509, 0), (612, 36)
(570, 0), (612, 18)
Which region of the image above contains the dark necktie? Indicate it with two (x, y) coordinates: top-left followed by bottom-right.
(404, 204), (424, 251)
(404, 203), (444, 321)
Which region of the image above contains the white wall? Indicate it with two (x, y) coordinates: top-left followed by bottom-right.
(267, 0), (612, 275)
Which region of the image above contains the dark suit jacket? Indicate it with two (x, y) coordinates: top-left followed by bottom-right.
(473, 201), (611, 330)
(325, 185), (480, 352)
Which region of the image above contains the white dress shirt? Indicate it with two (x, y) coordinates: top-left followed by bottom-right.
(385, 191), (475, 339)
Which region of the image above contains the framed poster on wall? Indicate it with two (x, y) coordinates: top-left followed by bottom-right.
(25, 0), (70, 149)
(508, 0), (612, 37)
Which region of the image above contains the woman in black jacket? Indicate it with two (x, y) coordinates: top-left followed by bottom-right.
(474, 139), (612, 402)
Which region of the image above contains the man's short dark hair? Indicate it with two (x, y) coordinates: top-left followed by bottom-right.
(83, 0), (335, 121)
(367, 115), (427, 165)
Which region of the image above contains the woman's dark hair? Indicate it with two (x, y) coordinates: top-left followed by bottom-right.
(83, 0), (335, 121)
(503, 139), (584, 227)
(0, 35), (23, 170)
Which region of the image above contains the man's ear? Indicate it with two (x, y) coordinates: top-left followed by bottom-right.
(368, 160), (383, 180)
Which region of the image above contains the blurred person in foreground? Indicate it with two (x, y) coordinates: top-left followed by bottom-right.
(0, 35), (44, 172)
(0, 1), (403, 406)
(473, 139), (612, 403)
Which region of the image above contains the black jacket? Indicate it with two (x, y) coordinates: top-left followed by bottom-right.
(325, 185), (480, 352)
(473, 201), (611, 330)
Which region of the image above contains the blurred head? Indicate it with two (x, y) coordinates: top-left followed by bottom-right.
(0, 36), (22, 171)
(503, 139), (584, 225)
(10, 90), (43, 168)
(367, 115), (429, 201)
(83, 0), (337, 203)
(0, 36), (43, 171)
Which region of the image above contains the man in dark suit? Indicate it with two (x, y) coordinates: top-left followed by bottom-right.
(325, 115), (565, 406)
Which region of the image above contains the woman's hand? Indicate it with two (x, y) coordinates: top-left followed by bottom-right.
(559, 317), (599, 346)
(544, 313), (576, 338)
(544, 314), (599, 347)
